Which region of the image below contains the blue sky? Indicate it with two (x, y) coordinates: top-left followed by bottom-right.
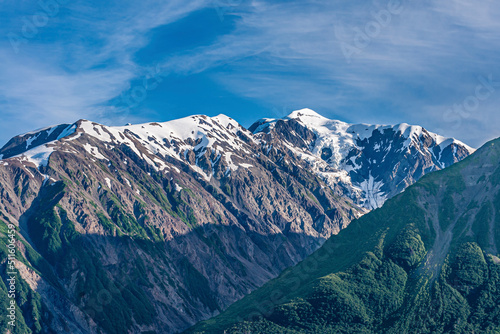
(1, 0), (500, 147)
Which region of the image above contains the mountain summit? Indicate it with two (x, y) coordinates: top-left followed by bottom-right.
(250, 109), (473, 209)
(285, 108), (329, 120)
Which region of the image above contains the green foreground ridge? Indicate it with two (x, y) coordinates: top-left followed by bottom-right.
(187, 138), (500, 334)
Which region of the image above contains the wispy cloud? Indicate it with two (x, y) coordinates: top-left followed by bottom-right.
(0, 0), (207, 142)
(151, 0), (500, 146)
(0, 0), (499, 147)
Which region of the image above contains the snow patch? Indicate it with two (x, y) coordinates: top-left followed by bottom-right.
(83, 143), (107, 160)
(41, 174), (49, 186)
(354, 174), (387, 210)
(225, 152), (238, 171)
(56, 124), (77, 140)
(252, 119), (277, 133)
(14, 143), (55, 168)
(26, 133), (41, 149)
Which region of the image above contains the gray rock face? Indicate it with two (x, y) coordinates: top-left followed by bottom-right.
(0, 110), (472, 333)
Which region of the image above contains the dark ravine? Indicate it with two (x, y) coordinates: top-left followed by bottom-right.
(188, 137), (500, 334)
(0, 110), (472, 333)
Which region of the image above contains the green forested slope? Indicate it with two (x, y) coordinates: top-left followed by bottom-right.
(187, 138), (500, 334)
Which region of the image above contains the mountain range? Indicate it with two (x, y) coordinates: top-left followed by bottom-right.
(0, 109), (474, 333)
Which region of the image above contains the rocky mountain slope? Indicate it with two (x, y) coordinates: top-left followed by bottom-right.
(250, 109), (474, 210)
(188, 137), (500, 334)
(0, 110), (473, 333)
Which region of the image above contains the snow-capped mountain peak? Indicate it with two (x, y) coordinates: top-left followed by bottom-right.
(251, 108), (475, 210)
(285, 108), (328, 121)
(0, 114), (255, 184)
(1, 110), (475, 211)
